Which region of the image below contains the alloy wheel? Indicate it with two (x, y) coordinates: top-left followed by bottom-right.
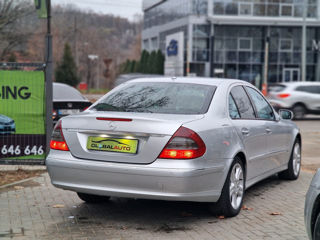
(229, 163), (244, 210)
(292, 143), (301, 176)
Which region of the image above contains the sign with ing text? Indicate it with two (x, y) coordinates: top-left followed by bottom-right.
(0, 71), (46, 161)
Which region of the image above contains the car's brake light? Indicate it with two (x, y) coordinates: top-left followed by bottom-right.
(50, 120), (69, 151)
(158, 127), (206, 159)
(277, 93), (291, 98)
(96, 117), (132, 122)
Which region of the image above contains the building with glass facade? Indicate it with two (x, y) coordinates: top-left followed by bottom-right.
(142, 0), (320, 85)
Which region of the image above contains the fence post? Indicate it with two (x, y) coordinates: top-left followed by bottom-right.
(45, 0), (53, 157)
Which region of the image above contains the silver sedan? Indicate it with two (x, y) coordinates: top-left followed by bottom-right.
(47, 78), (301, 217)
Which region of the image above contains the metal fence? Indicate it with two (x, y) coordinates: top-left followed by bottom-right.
(0, 62), (47, 165)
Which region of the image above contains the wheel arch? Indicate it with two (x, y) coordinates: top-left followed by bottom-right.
(233, 151), (247, 180)
(292, 102), (308, 111)
(311, 194), (320, 237)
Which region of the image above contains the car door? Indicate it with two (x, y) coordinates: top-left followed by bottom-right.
(295, 85), (320, 111)
(245, 86), (289, 171)
(228, 85), (268, 180)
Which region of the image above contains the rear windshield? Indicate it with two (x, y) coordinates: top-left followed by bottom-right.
(91, 82), (216, 114)
(268, 84), (287, 93)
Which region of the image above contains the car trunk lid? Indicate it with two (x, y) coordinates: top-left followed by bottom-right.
(61, 112), (204, 164)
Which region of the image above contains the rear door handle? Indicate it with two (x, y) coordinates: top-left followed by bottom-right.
(266, 128), (272, 134)
(241, 128), (250, 135)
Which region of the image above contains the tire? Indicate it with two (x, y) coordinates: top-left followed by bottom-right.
(314, 213), (320, 240)
(278, 139), (301, 180)
(292, 104), (306, 120)
(210, 157), (245, 217)
(77, 192), (110, 203)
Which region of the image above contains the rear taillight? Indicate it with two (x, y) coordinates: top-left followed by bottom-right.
(277, 93), (291, 98)
(159, 127), (206, 159)
(50, 120), (69, 151)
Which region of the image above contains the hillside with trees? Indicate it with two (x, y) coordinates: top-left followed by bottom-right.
(0, 0), (143, 89)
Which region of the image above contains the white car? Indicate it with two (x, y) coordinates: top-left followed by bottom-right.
(267, 82), (320, 119)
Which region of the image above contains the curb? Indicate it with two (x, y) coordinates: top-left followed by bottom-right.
(0, 173), (46, 189)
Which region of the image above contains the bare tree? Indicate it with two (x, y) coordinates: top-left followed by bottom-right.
(0, 0), (34, 60)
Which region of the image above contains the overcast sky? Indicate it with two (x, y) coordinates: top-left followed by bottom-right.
(52, 0), (143, 20)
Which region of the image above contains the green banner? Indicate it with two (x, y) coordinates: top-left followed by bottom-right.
(0, 70), (46, 160)
(34, 0), (48, 19)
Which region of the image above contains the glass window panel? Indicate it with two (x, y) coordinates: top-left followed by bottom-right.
(294, 5), (303, 17)
(93, 82), (216, 114)
(230, 86), (256, 119)
(253, 39), (263, 51)
(253, 4), (266, 16)
(292, 70), (299, 82)
(293, 52), (301, 64)
(280, 52), (292, 63)
(246, 87), (274, 120)
(280, 39), (293, 51)
(215, 39), (224, 50)
(226, 51), (237, 63)
(239, 39), (252, 50)
(270, 52), (278, 63)
(240, 3), (252, 15)
(267, 4), (279, 16)
(268, 65), (279, 83)
(229, 94), (240, 119)
(252, 52), (263, 63)
(308, 5), (317, 17)
(195, 50), (209, 62)
(239, 64), (252, 82)
(281, 5), (293, 16)
(226, 64), (237, 79)
(215, 51), (224, 62)
(225, 39), (237, 50)
(225, 3), (238, 15)
(214, 2), (224, 15)
(239, 52), (251, 62)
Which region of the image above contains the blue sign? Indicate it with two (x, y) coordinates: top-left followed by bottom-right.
(167, 39), (178, 56)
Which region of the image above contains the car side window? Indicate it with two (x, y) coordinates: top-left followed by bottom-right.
(295, 86), (320, 94)
(230, 86), (256, 119)
(229, 94), (240, 119)
(245, 87), (275, 120)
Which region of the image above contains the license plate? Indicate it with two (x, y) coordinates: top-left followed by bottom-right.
(87, 137), (138, 154)
(59, 109), (80, 115)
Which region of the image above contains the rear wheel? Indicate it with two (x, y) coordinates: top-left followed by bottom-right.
(210, 157), (245, 217)
(292, 104), (306, 120)
(314, 213), (320, 240)
(77, 192), (110, 203)
(279, 139), (301, 180)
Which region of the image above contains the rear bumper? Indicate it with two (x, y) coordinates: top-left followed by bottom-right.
(46, 151), (228, 202)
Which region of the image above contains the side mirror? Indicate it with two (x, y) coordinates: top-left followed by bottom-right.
(279, 109), (293, 120)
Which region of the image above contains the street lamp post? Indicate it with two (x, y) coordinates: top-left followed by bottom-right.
(88, 55), (99, 89)
(301, 0), (307, 82)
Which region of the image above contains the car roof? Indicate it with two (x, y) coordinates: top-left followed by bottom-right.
(127, 77), (248, 86)
(53, 82), (89, 102)
(273, 81), (320, 86)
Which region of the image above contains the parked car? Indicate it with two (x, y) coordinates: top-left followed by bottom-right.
(53, 83), (92, 126)
(267, 82), (320, 119)
(0, 114), (15, 134)
(47, 78), (301, 217)
(305, 169), (320, 239)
